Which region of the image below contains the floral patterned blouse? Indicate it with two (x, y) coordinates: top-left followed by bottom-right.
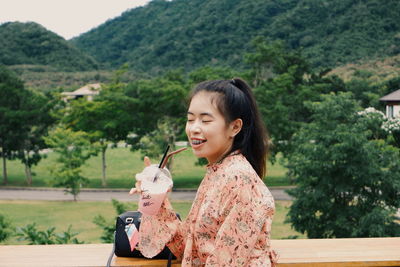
(138, 152), (277, 266)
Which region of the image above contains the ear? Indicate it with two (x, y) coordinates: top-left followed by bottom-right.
(229, 118), (243, 138)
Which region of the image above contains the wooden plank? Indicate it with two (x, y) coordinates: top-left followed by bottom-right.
(113, 257), (181, 267)
(272, 238), (400, 266)
(0, 238), (399, 266)
(0, 244), (111, 267)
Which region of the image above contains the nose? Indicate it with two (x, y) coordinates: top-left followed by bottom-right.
(188, 120), (201, 135)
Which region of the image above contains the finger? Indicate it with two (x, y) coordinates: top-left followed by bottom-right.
(144, 156), (151, 167)
(129, 188), (137, 194)
(129, 187), (142, 194)
(135, 181), (142, 192)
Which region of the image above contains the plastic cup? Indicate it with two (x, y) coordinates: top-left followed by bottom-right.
(138, 188), (167, 215)
(137, 167), (172, 216)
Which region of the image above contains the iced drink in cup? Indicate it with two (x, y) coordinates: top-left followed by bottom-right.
(136, 165), (172, 216)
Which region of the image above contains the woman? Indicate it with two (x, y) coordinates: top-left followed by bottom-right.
(131, 78), (277, 266)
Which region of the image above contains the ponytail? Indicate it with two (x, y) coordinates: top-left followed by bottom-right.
(230, 78), (268, 178)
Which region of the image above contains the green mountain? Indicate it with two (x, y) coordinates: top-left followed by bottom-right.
(0, 22), (99, 71)
(72, 0), (400, 72)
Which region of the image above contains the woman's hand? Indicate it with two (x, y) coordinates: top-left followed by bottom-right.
(129, 156), (152, 194)
(129, 155), (174, 195)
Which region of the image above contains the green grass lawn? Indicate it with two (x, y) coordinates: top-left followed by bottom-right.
(0, 147), (290, 188)
(0, 200), (305, 245)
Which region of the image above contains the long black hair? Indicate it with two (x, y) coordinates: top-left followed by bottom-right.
(189, 78), (269, 178)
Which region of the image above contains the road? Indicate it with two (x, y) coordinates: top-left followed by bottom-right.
(0, 187), (293, 202)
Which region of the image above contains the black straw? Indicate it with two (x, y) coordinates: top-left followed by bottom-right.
(158, 145), (170, 168)
(153, 145), (170, 182)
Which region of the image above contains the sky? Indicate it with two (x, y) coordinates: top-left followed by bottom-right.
(0, 0), (151, 39)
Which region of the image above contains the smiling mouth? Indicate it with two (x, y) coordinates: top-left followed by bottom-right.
(191, 139), (206, 145)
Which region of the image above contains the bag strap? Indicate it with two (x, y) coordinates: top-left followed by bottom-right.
(167, 251), (172, 267)
(106, 231), (116, 267)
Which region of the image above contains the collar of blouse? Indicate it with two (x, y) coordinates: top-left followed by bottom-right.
(206, 150), (241, 172)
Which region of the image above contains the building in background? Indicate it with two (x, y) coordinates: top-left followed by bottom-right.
(61, 83), (101, 101)
(380, 89), (400, 118)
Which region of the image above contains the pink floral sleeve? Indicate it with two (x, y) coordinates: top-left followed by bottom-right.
(138, 198), (184, 258)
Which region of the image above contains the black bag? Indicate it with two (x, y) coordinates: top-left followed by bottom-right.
(106, 211), (179, 267)
(115, 211), (177, 258)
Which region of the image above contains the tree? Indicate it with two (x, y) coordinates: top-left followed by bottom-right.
(63, 70), (134, 187)
(125, 70), (188, 164)
(245, 38), (342, 160)
(16, 91), (57, 185)
(345, 77), (383, 108)
(44, 126), (99, 201)
(356, 107), (388, 140)
(352, 106), (400, 148)
(0, 65), (32, 184)
(138, 116), (183, 170)
(382, 116), (400, 148)
(286, 92), (400, 238)
(0, 66), (56, 185)
(63, 98), (131, 187)
(244, 38), (310, 88)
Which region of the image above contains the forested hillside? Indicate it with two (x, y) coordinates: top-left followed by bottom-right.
(1, 0), (399, 84)
(0, 22), (99, 71)
(72, 0), (400, 72)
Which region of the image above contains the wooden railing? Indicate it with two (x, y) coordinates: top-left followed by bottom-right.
(0, 237), (399, 266)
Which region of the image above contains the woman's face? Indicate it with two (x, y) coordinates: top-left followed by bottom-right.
(186, 91), (241, 164)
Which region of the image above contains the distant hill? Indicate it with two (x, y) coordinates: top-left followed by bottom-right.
(0, 22), (99, 71)
(328, 54), (400, 83)
(72, 0), (400, 73)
